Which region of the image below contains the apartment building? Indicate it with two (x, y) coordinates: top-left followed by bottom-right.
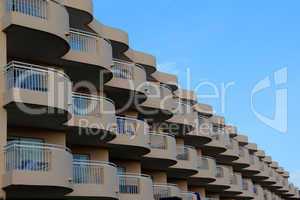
(0, 0), (299, 200)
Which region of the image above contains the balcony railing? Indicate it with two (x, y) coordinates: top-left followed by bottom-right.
(176, 146), (193, 160)
(69, 28), (98, 53)
(249, 154), (255, 165)
(173, 99), (193, 115)
(4, 141), (70, 172)
(239, 146), (245, 157)
(216, 166), (224, 178)
(5, 61), (70, 93)
(73, 160), (116, 184)
(197, 156), (215, 171)
(6, 0), (48, 19)
(149, 132), (171, 150)
(116, 116), (147, 137)
(242, 179), (249, 191)
(72, 93), (113, 116)
(181, 191), (198, 200)
(118, 173), (150, 194)
(153, 184), (180, 200)
(112, 59), (135, 80)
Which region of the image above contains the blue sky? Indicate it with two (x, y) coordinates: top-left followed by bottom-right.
(93, 0), (300, 186)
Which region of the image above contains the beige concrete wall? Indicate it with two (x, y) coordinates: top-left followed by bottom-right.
(173, 180), (188, 191)
(71, 147), (109, 161)
(0, 29), (7, 200)
(113, 160), (141, 174)
(8, 128), (66, 146)
(146, 171), (167, 183)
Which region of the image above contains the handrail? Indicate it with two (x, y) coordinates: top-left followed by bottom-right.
(117, 173), (151, 179)
(72, 92), (115, 105)
(6, 0), (48, 19)
(4, 141), (71, 152)
(113, 58), (145, 71)
(69, 27), (112, 44)
(153, 183), (179, 188)
(149, 131), (175, 138)
(70, 28), (98, 38)
(5, 61), (71, 81)
(73, 159), (117, 168)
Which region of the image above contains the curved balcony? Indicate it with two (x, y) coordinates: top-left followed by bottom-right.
(167, 146), (198, 179)
(165, 100), (197, 135)
(3, 0), (69, 61)
(89, 20), (129, 55)
(118, 173), (154, 200)
(105, 59), (148, 110)
(232, 146), (250, 171)
(265, 173), (284, 192)
(140, 83), (175, 121)
(222, 173), (243, 197)
(4, 61), (72, 130)
(151, 71), (179, 92)
(153, 184), (181, 200)
(226, 125), (238, 137)
(277, 178), (289, 194)
(107, 117), (150, 160)
(184, 115), (212, 147)
(282, 184), (298, 199)
(142, 132), (177, 170)
(260, 167), (277, 186)
(63, 0), (93, 25)
(3, 141), (73, 198)
(181, 191), (198, 200)
(237, 179), (255, 200)
(253, 161), (269, 181)
(66, 93), (116, 145)
(206, 165), (231, 192)
(202, 127), (227, 156)
(125, 49), (157, 75)
(174, 89), (197, 104)
(253, 185), (264, 200)
(62, 28), (113, 84)
(189, 156), (217, 186)
(68, 160), (118, 200)
(235, 135), (249, 145)
(242, 153), (260, 177)
(217, 137), (239, 164)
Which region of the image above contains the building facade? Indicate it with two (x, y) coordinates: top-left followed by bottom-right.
(0, 0), (299, 200)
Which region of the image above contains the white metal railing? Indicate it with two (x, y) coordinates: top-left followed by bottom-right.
(72, 92), (113, 116)
(153, 184), (179, 200)
(181, 191), (197, 200)
(5, 61), (70, 92)
(239, 146), (245, 157)
(176, 146), (192, 161)
(149, 132), (173, 150)
(230, 173), (241, 185)
(197, 156), (215, 170)
(4, 141), (69, 172)
(6, 0), (48, 19)
(242, 179), (249, 191)
(174, 99), (193, 114)
(69, 28), (98, 53)
(116, 116), (145, 137)
(73, 160), (116, 184)
(118, 173), (150, 194)
(211, 125), (226, 141)
(249, 154), (255, 165)
(215, 166), (224, 178)
(112, 59), (134, 80)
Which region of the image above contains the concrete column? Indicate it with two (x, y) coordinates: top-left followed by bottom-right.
(0, 29), (7, 199)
